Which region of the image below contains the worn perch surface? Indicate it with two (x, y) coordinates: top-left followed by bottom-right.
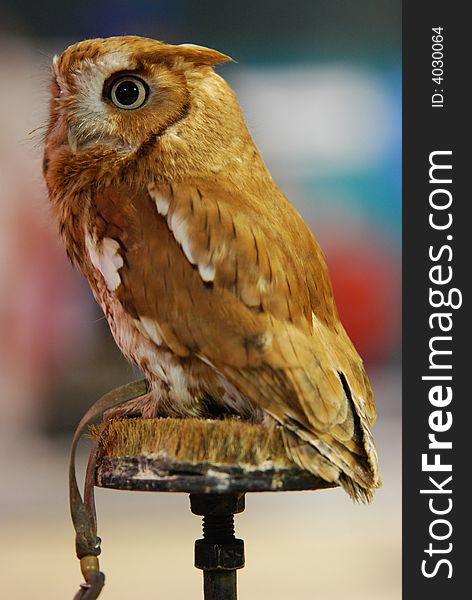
(92, 417), (336, 494)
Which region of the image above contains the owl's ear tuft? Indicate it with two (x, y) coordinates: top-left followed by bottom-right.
(145, 43), (233, 67)
(175, 44), (233, 66)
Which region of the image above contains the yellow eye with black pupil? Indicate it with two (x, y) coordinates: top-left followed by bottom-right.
(109, 76), (148, 110)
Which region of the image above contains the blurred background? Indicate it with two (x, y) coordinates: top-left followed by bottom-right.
(0, 1), (401, 598)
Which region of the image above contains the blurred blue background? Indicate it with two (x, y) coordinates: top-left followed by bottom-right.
(0, 2), (401, 599)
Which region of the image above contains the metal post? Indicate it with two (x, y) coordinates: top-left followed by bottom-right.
(190, 493), (245, 600)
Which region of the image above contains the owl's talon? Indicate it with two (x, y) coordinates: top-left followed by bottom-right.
(102, 391), (163, 422)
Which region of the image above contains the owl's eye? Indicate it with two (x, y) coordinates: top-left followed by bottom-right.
(108, 76), (148, 110)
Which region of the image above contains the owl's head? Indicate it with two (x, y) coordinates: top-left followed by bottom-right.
(45, 36), (249, 178)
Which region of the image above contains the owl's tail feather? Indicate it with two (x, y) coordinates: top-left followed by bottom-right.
(282, 429), (376, 503)
(282, 429), (339, 482)
(225, 361), (379, 499)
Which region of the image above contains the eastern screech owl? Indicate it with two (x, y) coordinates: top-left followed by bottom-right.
(43, 36), (379, 501)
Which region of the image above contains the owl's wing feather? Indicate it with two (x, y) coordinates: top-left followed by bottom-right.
(92, 181), (379, 493)
(148, 181), (315, 325)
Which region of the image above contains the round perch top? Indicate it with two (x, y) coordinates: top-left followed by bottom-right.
(93, 417), (336, 494)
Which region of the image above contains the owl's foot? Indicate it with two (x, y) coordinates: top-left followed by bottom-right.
(103, 391), (163, 422)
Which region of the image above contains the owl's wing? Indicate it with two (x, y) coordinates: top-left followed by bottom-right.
(91, 180), (379, 495)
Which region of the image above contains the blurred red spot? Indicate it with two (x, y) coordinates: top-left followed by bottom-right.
(326, 241), (401, 364)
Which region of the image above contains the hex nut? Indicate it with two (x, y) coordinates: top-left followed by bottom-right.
(195, 539), (245, 570)
(190, 493), (245, 516)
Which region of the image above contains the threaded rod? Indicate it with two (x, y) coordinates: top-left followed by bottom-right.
(202, 514), (235, 542)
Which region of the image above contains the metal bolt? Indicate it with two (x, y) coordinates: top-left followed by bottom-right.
(190, 493), (246, 599)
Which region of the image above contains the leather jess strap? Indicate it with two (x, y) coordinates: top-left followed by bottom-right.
(69, 379), (148, 600)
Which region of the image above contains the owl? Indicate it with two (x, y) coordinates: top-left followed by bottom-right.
(43, 36), (380, 502)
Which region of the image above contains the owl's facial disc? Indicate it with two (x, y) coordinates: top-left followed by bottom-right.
(47, 37), (231, 164)
(60, 56), (190, 156)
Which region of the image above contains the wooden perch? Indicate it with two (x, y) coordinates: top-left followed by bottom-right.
(92, 417), (337, 494)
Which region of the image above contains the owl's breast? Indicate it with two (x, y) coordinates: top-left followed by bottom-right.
(86, 274), (204, 416)
(61, 189), (184, 397)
